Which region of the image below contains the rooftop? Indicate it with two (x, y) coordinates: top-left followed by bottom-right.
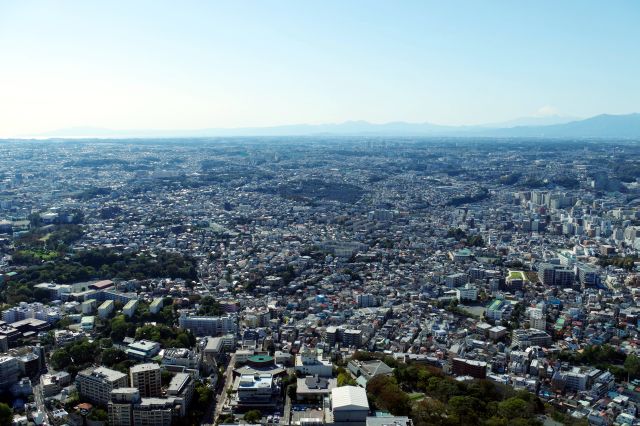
(128, 340), (160, 352)
(81, 366), (127, 383)
(167, 372), (191, 394)
(332, 386), (369, 410)
(248, 354), (273, 363)
(238, 373), (273, 389)
(130, 362), (161, 373)
(507, 270), (526, 281)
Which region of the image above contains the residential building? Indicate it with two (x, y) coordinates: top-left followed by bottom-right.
(178, 313), (237, 337)
(123, 300), (138, 318)
(130, 363), (161, 398)
(149, 298), (163, 315)
(357, 294), (378, 308)
(0, 356), (20, 390)
(456, 283), (478, 302)
(451, 358), (487, 379)
(108, 387), (139, 426)
(77, 366), (129, 406)
(166, 372), (195, 415)
(538, 263), (575, 287)
(98, 300), (114, 319)
(528, 307), (546, 331)
(512, 329), (552, 348)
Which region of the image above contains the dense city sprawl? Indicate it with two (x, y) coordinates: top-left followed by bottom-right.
(1, 137), (640, 426)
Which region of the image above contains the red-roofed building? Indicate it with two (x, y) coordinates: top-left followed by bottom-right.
(89, 280), (114, 291)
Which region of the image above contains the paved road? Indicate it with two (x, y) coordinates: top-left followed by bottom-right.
(213, 353), (236, 424)
(32, 383), (49, 423)
(283, 391), (292, 426)
(33, 384), (45, 409)
(200, 396), (217, 426)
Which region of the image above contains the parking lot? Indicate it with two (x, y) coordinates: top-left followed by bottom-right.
(290, 406), (324, 424)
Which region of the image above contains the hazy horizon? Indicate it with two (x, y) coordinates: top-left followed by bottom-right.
(5, 114), (584, 139)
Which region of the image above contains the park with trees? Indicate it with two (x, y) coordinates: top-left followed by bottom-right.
(349, 351), (588, 426)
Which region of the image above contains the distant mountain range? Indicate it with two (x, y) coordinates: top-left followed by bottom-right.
(27, 113), (640, 139)
(484, 113), (640, 139)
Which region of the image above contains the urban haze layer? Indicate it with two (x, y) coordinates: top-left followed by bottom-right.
(0, 137), (639, 426)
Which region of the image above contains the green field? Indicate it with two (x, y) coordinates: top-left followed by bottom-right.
(408, 392), (425, 401)
(508, 270), (526, 281)
(15, 249), (60, 262)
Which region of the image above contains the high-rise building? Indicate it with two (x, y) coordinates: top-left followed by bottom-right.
(178, 313), (237, 337)
(166, 372), (195, 415)
(325, 326), (337, 346)
(325, 326), (363, 348)
(445, 273), (468, 288)
(123, 300), (139, 318)
(452, 358), (487, 379)
(576, 263), (601, 288)
(538, 263), (575, 287)
(0, 356), (20, 390)
(342, 329), (363, 348)
(132, 398), (175, 426)
(149, 298), (164, 314)
(456, 283), (478, 302)
(76, 366), (129, 406)
(130, 363), (161, 398)
(108, 387), (140, 426)
(528, 307), (546, 331)
(356, 294), (378, 308)
(108, 373), (193, 426)
(512, 329), (552, 348)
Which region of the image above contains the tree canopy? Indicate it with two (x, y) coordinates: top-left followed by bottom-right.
(359, 355), (547, 426)
(0, 403), (12, 426)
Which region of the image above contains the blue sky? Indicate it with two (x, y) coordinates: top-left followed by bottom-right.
(0, 0), (638, 136)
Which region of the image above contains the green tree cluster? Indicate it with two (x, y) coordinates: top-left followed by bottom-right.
(557, 345), (636, 381)
(336, 366), (357, 387)
(13, 248), (197, 287)
(611, 161), (640, 182)
(625, 354), (640, 379)
(598, 256), (638, 271)
(0, 403), (12, 426)
(446, 228), (484, 247)
(101, 348), (127, 367)
(184, 382), (214, 424)
(557, 345), (625, 365)
(50, 339), (100, 376)
(361, 357), (546, 426)
(367, 376), (411, 416)
(109, 315), (137, 342)
(244, 410), (262, 423)
(15, 224), (83, 250)
(196, 296), (223, 316)
(88, 408), (108, 421)
(447, 228), (467, 240)
(135, 324), (195, 348)
(447, 188), (489, 207)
